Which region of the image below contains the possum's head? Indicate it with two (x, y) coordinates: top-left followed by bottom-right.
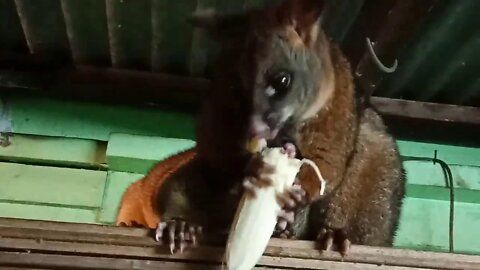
(191, 0), (334, 141)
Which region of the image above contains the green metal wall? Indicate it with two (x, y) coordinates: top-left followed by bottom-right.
(1, 0), (479, 106)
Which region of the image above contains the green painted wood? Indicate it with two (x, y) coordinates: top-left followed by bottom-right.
(0, 134), (106, 169)
(394, 197), (480, 255)
(406, 184), (480, 204)
(397, 140), (480, 167)
(7, 96), (195, 141)
(0, 162), (107, 208)
(404, 160), (480, 190)
(98, 171), (144, 224)
(106, 133), (195, 174)
(0, 202), (98, 224)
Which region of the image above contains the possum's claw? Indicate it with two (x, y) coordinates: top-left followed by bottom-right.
(273, 182), (307, 238)
(316, 227), (351, 257)
(277, 183), (307, 210)
(155, 219), (203, 254)
(280, 142), (297, 158)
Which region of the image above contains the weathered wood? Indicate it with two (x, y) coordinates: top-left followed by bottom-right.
(0, 252), (432, 270)
(0, 218), (479, 270)
(0, 203), (98, 225)
(106, 133), (195, 174)
(397, 139), (480, 167)
(6, 95), (195, 141)
(0, 134), (106, 169)
(98, 171), (144, 224)
(371, 96), (480, 126)
(2, 65), (478, 126)
(0, 162), (106, 208)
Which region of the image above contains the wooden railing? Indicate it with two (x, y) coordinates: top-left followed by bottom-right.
(0, 218), (479, 269)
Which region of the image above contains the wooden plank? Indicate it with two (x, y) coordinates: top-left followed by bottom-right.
(0, 203), (98, 224)
(394, 197), (480, 254)
(7, 95), (195, 141)
(404, 161), (480, 190)
(372, 96), (480, 126)
(106, 133), (195, 174)
(0, 134), (106, 169)
(0, 218), (479, 269)
(0, 252), (242, 270)
(60, 0), (110, 66)
(14, 0), (71, 61)
(105, 0), (152, 70)
(398, 140), (480, 167)
(2, 65), (479, 126)
(405, 184), (480, 204)
(0, 251), (434, 270)
(0, 162), (106, 208)
(98, 171), (144, 224)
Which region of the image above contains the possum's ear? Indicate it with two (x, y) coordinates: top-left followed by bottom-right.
(275, 0), (326, 45)
(188, 9), (248, 40)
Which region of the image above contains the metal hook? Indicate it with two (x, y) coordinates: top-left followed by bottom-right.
(366, 37), (398, 73)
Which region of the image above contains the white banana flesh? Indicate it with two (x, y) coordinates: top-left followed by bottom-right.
(225, 139), (326, 270)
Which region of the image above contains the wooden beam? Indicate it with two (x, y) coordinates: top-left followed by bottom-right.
(0, 65), (479, 125)
(371, 96), (480, 125)
(0, 218), (479, 270)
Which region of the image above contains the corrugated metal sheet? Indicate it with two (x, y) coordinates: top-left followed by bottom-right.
(375, 0), (480, 107)
(0, 0), (479, 107)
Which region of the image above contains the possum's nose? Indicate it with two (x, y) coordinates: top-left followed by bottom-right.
(249, 114), (281, 139)
(249, 114), (271, 138)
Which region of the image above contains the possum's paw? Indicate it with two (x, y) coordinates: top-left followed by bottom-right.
(316, 227), (351, 257)
(243, 142), (299, 198)
(243, 153), (275, 198)
(273, 182), (307, 238)
(273, 209), (295, 239)
(277, 183), (307, 210)
(155, 218), (203, 254)
(242, 174), (274, 198)
(280, 142), (296, 158)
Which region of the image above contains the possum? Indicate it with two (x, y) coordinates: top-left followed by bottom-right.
(116, 0), (405, 256)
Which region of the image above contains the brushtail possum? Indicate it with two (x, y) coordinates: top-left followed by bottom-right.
(116, 0), (405, 256)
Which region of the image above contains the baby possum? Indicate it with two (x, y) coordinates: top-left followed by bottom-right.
(116, 0), (405, 256)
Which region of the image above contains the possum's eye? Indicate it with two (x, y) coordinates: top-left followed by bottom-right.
(266, 71), (292, 98)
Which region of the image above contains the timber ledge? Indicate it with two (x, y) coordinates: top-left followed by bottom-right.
(0, 217), (479, 269)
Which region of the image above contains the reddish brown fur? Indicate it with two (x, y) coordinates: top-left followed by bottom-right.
(116, 148), (197, 229)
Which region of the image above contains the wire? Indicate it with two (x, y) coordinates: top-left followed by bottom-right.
(366, 37), (398, 73)
(402, 155), (455, 253)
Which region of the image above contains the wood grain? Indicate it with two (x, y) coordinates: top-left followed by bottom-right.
(0, 218), (479, 269)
